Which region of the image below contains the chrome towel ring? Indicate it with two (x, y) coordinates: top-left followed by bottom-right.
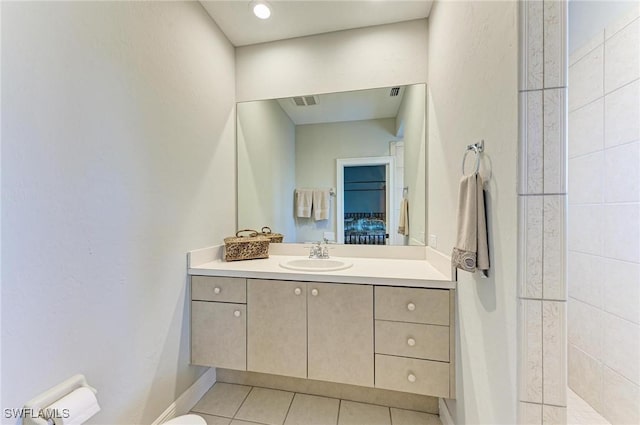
(461, 140), (484, 176)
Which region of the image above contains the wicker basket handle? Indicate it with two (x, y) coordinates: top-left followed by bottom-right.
(261, 226), (272, 234)
(236, 229), (259, 238)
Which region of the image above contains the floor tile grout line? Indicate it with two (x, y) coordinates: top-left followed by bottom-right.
(281, 392), (296, 425)
(231, 419), (270, 425)
(233, 386), (255, 419)
(202, 381), (442, 422)
(242, 384), (432, 414)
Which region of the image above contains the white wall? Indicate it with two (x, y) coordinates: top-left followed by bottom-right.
(235, 19), (428, 102)
(567, 4), (640, 423)
(1, 2), (235, 423)
(237, 100), (296, 241)
(427, 1), (518, 423)
(295, 119), (396, 243)
(569, 0), (638, 54)
(396, 84), (426, 245)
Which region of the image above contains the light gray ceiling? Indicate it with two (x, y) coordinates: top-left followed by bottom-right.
(200, 1), (433, 46)
(276, 86), (405, 125)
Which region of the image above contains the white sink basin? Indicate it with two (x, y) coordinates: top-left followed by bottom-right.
(279, 258), (353, 272)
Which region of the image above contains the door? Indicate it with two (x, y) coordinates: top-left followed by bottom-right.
(337, 156), (394, 245)
(191, 301), (246, 370)
(307, 282), (374, 386)
(247, 279), (307, 378)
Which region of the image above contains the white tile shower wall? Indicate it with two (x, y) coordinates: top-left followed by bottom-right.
(567, 8), (640, 425)
(518, 1), (568, 422)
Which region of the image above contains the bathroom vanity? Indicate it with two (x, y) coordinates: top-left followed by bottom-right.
(188, 244), (456, 400)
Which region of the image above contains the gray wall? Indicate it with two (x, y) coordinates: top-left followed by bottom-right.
(237, 100), (297, 241)
(569, 1), (638, 53)
(1, 2), (236, 423)
(427, 1), (519, 423)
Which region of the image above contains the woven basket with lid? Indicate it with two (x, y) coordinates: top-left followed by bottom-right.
(224, 229), (270, 261)
(257, 226), (284, 243)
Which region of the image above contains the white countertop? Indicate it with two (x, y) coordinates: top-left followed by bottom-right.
(189, 254), (456, 289)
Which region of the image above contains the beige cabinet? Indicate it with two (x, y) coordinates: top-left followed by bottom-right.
(192, 276), (247, 303)
(375, 286), (449, 325)
(373, 286), (454, 398)
(308, 282), (374, 387)
(191, 300), (246, 370)
(190, 275), (454, 398)
(247, 279), (307, 378)
(375, 354), (450, 397)
(375, 320), (449, 362)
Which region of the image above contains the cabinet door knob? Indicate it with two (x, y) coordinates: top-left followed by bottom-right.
(311, 288), (319, 297)
(214, 287), (221, 294)
(233, 310), (241, 317)
(407, 373), (416, 383)
(407, 338), (416, 347)
(294, 288), (302, 296)
(407, 302), (416, 311)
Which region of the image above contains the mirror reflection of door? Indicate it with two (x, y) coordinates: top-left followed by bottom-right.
(343, 165), (388, 245)
(336, 156), (394, 245)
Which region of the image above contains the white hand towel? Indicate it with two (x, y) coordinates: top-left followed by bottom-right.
(313, 189), (330, 221)
(451, 173), (489, 276)
(296, 189), (313, 218)
(397, 198), (409, 236)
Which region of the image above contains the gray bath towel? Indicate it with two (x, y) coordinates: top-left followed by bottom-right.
(452, 173), (489, 276)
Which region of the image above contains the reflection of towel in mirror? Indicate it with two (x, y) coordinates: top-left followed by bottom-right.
(313, 189), (330, 221)
(452, 173), (489, 276)
(296, 189), (313, 218)
(397, 198), (409, 236)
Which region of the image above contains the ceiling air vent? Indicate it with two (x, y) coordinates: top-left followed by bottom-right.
(291, 95), (319, 106)
(390, 87), (401, 97)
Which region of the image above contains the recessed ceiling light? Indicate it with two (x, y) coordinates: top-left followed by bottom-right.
(250, 1), (271, 19)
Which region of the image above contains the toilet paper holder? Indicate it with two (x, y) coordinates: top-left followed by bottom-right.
(23, 374), (97, 425)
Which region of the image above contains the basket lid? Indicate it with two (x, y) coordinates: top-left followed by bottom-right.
(260, 226), (284, 238)
(224, 229), (269, 243)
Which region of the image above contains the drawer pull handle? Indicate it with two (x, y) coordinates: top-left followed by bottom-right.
(407, 302), (416, 311)
(407, 373), (417, 383)
(233, 310), (241, 318)
(407, 338), (416, 347)
(311, 288), (319, 297)
(294, 288), (302, 296)
(213, 287), (221, 294)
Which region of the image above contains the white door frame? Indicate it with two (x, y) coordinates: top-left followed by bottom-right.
(336, 156), (395, 244)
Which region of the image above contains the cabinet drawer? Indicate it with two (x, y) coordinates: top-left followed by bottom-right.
(191, 301), (246, 370)
(375, 287), (449, 325)
(375, 320), (449, 362)
(192, 276), (246, 303)
(375, 354), (449, 397)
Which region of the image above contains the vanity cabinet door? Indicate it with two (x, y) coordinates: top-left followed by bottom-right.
(191, 301), (246, 370)
(247, 279), (307, 378)
(308, 282), (374, 387)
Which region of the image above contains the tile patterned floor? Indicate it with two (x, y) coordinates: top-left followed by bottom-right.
(567, 388), (610, 425)
(191, 382), (442, 425)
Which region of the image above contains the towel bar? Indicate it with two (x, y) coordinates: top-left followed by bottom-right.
(461, 140), (484, 175)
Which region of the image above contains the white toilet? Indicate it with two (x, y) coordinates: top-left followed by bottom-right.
(163, 414), (207, 425)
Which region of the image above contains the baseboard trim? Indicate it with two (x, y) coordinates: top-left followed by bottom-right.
(152, 368), (216, 425)
(439, 398), (455, 425)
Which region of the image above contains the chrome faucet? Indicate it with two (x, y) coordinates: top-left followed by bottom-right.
(309, 240), (330, 259)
